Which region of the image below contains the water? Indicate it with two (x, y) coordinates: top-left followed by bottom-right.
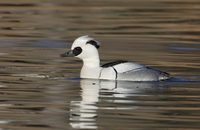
(0, 0), (200, 130)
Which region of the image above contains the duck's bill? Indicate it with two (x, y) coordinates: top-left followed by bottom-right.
(60, 50), (75, 57)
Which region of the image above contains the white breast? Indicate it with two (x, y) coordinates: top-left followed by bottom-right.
(99, 67), (116, 80)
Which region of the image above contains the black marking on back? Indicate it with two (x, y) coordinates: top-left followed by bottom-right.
(112, 67), (118, 79)
(86, 40), (100, 49)
(146, 67), (170, 75)
(101, 60), (128, 68)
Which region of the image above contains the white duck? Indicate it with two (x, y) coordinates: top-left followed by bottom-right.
(61, 36), (170, 81)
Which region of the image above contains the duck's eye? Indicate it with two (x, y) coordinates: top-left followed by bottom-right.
(73, 47), (82, 56)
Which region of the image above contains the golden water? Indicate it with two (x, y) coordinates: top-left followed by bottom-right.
(0, 0), (199, 130)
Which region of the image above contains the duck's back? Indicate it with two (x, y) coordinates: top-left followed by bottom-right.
(100, 60), (169, 81)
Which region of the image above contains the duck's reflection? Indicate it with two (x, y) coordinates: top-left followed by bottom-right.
(69, 79), (165, 129)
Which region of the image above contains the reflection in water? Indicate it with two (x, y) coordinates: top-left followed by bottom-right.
(70, 80), (100, 129)
(70, 79), (164, 129)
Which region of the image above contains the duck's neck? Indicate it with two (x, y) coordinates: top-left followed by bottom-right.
(81, 55), (102, 79)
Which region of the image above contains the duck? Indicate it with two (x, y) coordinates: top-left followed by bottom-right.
(61, 35), (170, 81)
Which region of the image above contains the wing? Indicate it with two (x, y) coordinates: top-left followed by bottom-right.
(101, 60), (145, 73)
(117, 67), (170, 81)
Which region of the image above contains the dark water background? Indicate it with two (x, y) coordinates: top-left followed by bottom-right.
(0, 0), (199, 130)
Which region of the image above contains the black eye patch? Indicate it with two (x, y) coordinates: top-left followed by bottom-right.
(86, 40), (100, 49)
(73, 47), (82, 56)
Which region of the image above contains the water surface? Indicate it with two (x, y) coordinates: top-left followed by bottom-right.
(0, 0), (199, 130)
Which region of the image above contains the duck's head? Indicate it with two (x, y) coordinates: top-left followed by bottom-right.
(61, 36), (100, 59)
